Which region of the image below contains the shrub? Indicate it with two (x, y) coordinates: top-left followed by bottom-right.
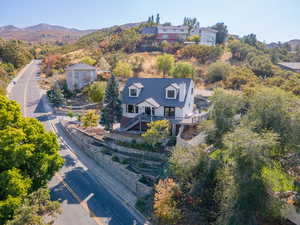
(81, 110), (100, 128)
(178, 44), (223, 64)
(86, 81), (106, 103)
(67, 111), (75, 118)
(80, 56), (96, 66)
(172, 62), (195, 78)
(223, 66), (259, 90)
(206, 62), (231, 83)
(187, 35), (200, 43)
(142, 120), (170, 148)
(113, 61), (133, 78)
(112, 155), (120, 162)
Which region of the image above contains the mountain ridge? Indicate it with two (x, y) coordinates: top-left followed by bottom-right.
(0, 23), (97, 44)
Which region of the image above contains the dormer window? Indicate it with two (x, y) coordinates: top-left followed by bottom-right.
(129, 88), (137, 97)
(167, 90), (176, 99)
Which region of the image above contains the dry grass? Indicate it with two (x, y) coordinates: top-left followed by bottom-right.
(38, 72), (66, 90)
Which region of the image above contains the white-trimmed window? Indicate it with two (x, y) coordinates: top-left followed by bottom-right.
(129, 88), (137, 97)
(167, 90), (176, 99)
(127, 104), (139, 113)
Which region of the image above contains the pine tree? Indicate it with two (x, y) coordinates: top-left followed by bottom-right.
(156, 13), (160, 24)
(47, 87), (65, 107)
(100, 74), (122, 131)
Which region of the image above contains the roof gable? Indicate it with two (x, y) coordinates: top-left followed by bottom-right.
(122, 78), (192, 107)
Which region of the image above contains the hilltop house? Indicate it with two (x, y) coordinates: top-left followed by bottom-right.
(277, 62), (300, 73)
(141, 25), (189, 42)
(190, 27), (217, 46)
(141, 25), (217, 46)
(66, 63), (97, 91)
(120, 78), (206, 135)
(199, 27), (217, 46)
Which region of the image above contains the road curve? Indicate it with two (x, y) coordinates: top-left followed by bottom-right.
(9, 60), (144, 225)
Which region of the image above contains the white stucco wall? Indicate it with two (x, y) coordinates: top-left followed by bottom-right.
(66, 69), (97, 91)
(200, 30), (216, 46)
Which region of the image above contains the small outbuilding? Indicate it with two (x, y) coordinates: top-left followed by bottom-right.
(66, 63), (97, 91)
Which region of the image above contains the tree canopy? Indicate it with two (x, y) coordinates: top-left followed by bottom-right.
(100, 74), (122, 130)
(212, 23), (228, 44)
(172, 62), (195, 79)
(156, 54), (175, 77)
(0, 96), (63, 224)
(113, 61), (133, 78)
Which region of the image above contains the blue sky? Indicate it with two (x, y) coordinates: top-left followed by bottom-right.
(1, 0), (299, 43)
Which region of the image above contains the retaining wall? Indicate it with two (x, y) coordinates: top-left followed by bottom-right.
(105, 132), (145, 144)
(61, 122), (153, 197)
(176, 126), (207, 148)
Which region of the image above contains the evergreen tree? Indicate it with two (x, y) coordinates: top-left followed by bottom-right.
(100, 74), (122, 131)
(156, 13), (160, 24)
(47, 87), (65, 107)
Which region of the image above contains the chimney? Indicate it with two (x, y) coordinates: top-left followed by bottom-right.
(179, 83), (186, 102)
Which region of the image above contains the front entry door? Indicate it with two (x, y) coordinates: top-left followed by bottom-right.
(145, 106), (151, 115)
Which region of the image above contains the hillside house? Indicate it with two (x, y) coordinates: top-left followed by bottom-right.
(141, 25), (189, 42)
(120, 78), (207, 135)
(199, 27), (217, 46)
(278, 62), (300, 73)
(66, 63), (97, 91)
(190, 27), (217, 46)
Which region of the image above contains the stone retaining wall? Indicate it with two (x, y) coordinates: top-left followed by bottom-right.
(60, 123), (153, 197)
(102, 142), (167, 161)
(105, 132), (145, 144)
(176, 126), (206, 148)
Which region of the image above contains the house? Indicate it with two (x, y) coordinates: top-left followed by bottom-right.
(141, 26), (158, 35)
(156, 25), (189, 42)
(120, 78), (206, 135)
(141, 25), (189, 42)
(277, 62), (300, 73)
(66, 63), (97, 91)
(190, 27), (217, 46)
(199, 27), (217, 46)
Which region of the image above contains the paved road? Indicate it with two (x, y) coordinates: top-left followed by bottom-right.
(9, 60), (143, 225)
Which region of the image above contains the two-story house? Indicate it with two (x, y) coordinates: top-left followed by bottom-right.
(120, 78), (205, 135)
(66, 63), (97, 91)
(190, 27), (217, 46)
(199, 27), (217, 46)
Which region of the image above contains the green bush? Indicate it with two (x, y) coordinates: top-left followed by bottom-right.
(206, 62), (231, 83)
(112, 155), (120, 162)
(173, 62), (195, 79)
(179, 44), (223, 64)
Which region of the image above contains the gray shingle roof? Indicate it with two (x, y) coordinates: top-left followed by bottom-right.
(66, 63), (96, 71)
(122, 78), (192, 107)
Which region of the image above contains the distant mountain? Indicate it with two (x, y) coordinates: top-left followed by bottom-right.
(0, 23), (97, 44)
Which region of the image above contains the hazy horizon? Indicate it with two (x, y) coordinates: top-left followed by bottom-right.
(2, 0), (300, 43)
